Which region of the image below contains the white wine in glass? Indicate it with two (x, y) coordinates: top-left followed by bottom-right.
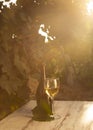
(45, 79), (59, 99)
(44, 78), (60, 119)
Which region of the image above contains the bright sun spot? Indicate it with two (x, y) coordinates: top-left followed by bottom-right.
(82, 104), (93, 125)
(12, 34), (17, 39)
(38, 24), (56, 43)
(87, 1), (93, 15)
(0, 0), (17, 9)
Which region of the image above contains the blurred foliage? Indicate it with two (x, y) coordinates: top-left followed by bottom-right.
(0, 0), (93, 90)
(0, 87), (25, 120)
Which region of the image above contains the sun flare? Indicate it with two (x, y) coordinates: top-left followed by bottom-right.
(0, 0), (17, 9)
(87, 1), (93, 15)
(38, 24), (56, 43)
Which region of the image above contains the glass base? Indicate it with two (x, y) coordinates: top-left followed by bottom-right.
(50, 114), (61, 120)
(32, 114), (54, 121)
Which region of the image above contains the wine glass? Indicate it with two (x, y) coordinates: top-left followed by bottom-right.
(44, 78), (60, 119)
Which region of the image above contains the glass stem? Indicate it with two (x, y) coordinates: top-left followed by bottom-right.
(51, 97), (55, 115)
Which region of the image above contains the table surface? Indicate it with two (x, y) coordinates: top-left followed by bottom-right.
(0, 100), (93, 130)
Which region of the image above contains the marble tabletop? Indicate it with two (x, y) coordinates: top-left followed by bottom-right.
(0, 100), (93, 130)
